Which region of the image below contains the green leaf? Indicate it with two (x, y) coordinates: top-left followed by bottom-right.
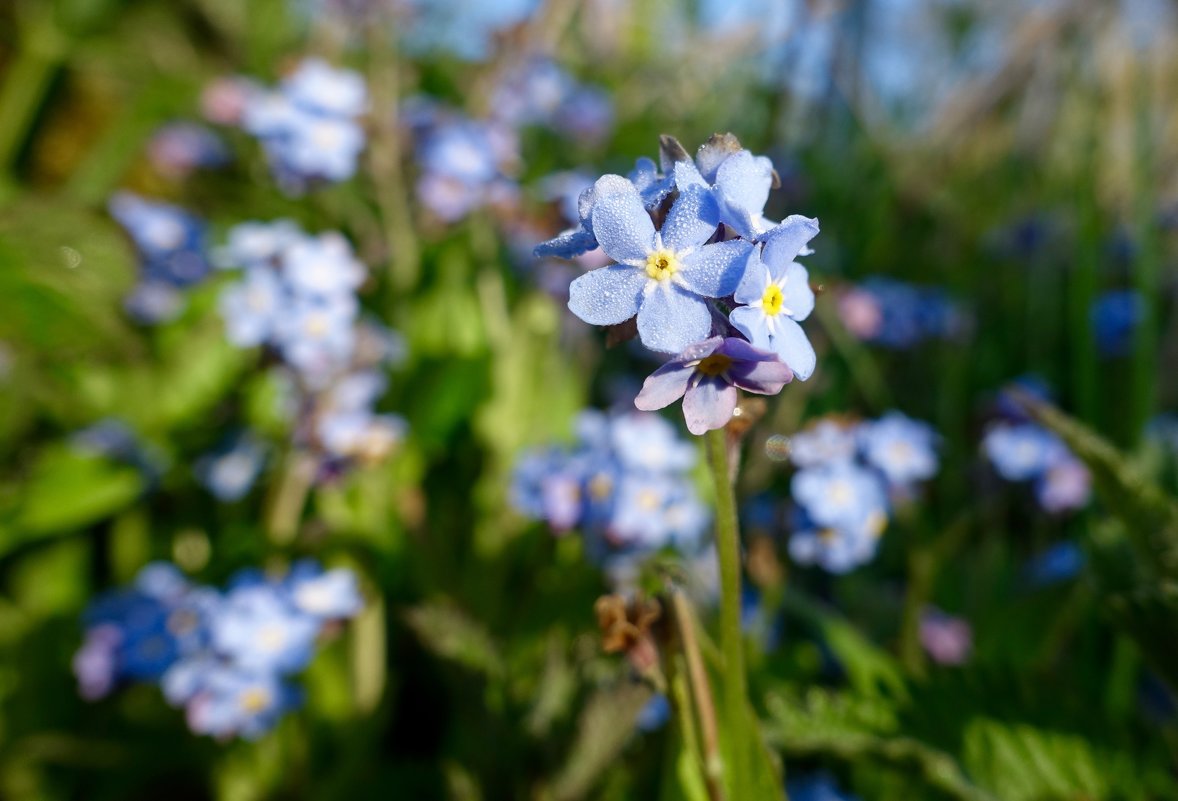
(9, 446), (143, 539)
(403, 600), (505, 679)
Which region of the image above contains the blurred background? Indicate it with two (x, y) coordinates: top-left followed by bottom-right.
(1, 0), (1178, 798)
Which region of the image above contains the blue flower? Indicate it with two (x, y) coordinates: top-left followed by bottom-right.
(285, 561), (364, 620)
(792, 461), (888, 531)
(219, 267), (285, 347)
(857, 411), (939, 487)
(211, 584), (320, 675)
(568, 175), (752, 353)
(281, 58), (368, 118)
(185, 664), (301, 740)
(635, 694), (671, 732)
(676, 148), (781, 240)
(1090, 289), (1144, 357)
(283, 232), (366, 299)
(787, 772), (862, 801)
(195, 435), (267, 501)
(729, 217), (819, 379)
(788, 419), (858, 467)
(634, 336), (794, 434)
(1025, 541), (1085, 586)
(788, 512), (887, 574)
(272, 296), (358, 383)
(214, 219), (303, 269)
(982, 422), (1066, 481)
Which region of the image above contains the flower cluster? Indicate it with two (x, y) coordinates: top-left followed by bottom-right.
(538, 134), (816, 434)
(982, 421), (1090, 513)
(74, 561), (362, 740)
(491, 56), (613, 145)
(237, 59), (368, 193)
(405, 99), (520, 222)
(837, 277), (968, 349)
(109, 192), (210, 324)
(785, 412), (940, 573)
(511, 410), (709, 570)
(216, 219), (407, 467)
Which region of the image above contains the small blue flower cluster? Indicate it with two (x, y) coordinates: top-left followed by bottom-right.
(216, 220), (407, 466)
(511, 411), (709, 568)
(74, 561), (362, 740)
(787, 772), (862, 801)
(406, 98), (520, 222)
(491, 57), (613, 145)
(238, 59), (368, 194)
(537, 134), (814, 434)
(109, 192), (210, 324)
(982, 421), (1090, 513)
(837, 277), (967, 349)
(786, 412), (940, 573)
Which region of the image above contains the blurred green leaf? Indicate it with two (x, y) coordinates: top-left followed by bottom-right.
(7, 446), (143, 539)
(403, 600), (504, 680)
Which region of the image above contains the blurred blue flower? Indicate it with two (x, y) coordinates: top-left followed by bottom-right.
(634, 336), (794, 434)
(837, 277), (966, 348)
(238, 59), (368, 192)
(1090, 289), (1144, 357)
(729, 217), (819, 379)
(219, 267), (286, 347)
(982, 422), (1066, 482)
(792, 461), (888, 531)
(147, 122), (229, 178)
(858, 411), (939, 487)
(77, 561), (362, 740)
(788, 772), (861, 801)
(1025, 541), (1085, 586)
(635, 693), (671, 732)
(510, 411), (710, 571)
(787, 419), (858, 467)
(413, 114), (519, 222)
(195, 435), (267, 501)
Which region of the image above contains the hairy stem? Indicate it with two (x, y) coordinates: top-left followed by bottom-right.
(705, 426), (751, 798)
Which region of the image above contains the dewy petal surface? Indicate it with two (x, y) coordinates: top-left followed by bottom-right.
(781, 261), (815, 320)
(588, 178), (656, 263)
(634, 363), (695, 410)
(733, 250), (769, 305)
(715, 151), (773, 219)
(679, 239), (753, 298)
(661, 183), (720, 253)
(568, 264), (646, 325)
(762, 215), (819, 267)
(682, 378), (738, 435)
(771, 315), (817, 380)
(637, 284), (713, 353)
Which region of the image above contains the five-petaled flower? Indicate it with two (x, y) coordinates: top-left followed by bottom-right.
(635, 337), (793, 434)
(567, 176), (753, 354)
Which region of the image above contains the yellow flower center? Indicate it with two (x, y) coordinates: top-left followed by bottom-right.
(762, 284), (784, 316)
(589, 473), (613, 501)
(696, 354), (733, 377)
(239, 687), (271, 713)
(644, 249), (680, 281)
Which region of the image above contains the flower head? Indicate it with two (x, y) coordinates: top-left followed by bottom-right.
(635, 337), (793, 434)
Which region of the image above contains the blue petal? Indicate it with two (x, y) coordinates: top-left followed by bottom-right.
(729, 305), (772, 350)
(733, 249), (769, 305)
(661, 183), (720, 253)
(673, 160), (708, 189)
(568, 264), (646, 326)
(781, 262), (815, 321)
(762, 215), (819, 267)
(589, 178), (656, 263)
(637, 285), (713, 353)
(534, 226), (597, 259)
(771, 315), (816, 380)
(715, 151), (773, 219)
(679, 239), (753, 298)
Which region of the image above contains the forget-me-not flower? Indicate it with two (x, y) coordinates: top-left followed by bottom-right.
(568, 176), (752, 353)
(729, 216), (819, 379)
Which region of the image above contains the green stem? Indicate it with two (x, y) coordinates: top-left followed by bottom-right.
(705, 427), (750, 799)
